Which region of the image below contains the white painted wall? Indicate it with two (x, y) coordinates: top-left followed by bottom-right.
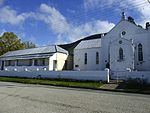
(110, 38), (134, 71)
(101, 20), (150, 71)
(74, 48), (102, 70)
(4, 66), (49, 71)
(49, 53), (68, 71)
(0, 70), (107, 81)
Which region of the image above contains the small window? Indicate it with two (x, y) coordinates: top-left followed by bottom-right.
(34, 59), (38, 66)
(29, 59), (32, 66)
(42, 59), (45, 66)
(138, 43), (143, 61)
(84, 53), (87, 64)
(96, 52), (99, 64)
(119, 48), (123, 61)
(75, 65), (79, 67)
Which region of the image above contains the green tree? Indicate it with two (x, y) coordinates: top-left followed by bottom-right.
(23, 41), (36, 49)
(0, 32), (25, 55)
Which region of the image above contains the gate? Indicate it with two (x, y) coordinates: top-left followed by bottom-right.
(110, 71), (128, 80)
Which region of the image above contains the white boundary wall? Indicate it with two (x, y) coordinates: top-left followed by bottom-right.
(111, 71), (150, 83)
(0, 70), (108, 81)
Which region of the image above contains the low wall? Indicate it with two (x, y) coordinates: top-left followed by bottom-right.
(4, 66), (49, 71)
(0, 70), (108, 81)
(111, 71), (150, 83)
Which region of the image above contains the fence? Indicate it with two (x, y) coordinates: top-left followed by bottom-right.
(0, 70), (108, 81)
(111, 71), (150, 83)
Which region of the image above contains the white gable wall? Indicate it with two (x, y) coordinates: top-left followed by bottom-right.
(74, 47), (102, 70)
(101, 20), (150, 71)
(49, 52), (68, 71)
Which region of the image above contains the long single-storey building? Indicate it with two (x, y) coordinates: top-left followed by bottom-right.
(0, 45), (68, 71)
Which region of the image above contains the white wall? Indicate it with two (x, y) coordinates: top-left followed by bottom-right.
(4, 66), (49, 71)
(101, 20), (150, 71)
(110, 38), (134, 71)
(74, 48), (102, 70)
(49, 53), (68, 71)
(0, 70), (108, 81)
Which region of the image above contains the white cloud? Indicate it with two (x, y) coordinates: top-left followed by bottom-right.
(125, 0), (150, 26)
(0, 3), (115, 44)
(30, 4), (115, 44)
(35, 4), (70, 34)
(65, 20), (115, 43)
(84, 0), (116, 11)
(0, 6), (29, 25)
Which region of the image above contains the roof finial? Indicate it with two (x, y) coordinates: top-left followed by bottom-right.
(121, 12), (125, 21)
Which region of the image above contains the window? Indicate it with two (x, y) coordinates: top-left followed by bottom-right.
(84, 53), (87, 64)
(138, 43), (143, 61)
(34, 59), (38, 66)
(96, 52), (99, 64)
(17, 59), (32, 66)
(42, 59), (45, 66)
(119, 48), (123, 61)
(34, 58), (48, 66)
(5, 60), (15, 66)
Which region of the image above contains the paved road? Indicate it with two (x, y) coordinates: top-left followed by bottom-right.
(0, 82), (150, 113)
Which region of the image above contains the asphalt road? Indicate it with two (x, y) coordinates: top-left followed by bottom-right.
(0, 82), (150, 113)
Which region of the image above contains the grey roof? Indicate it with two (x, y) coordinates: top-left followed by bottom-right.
(75, 39), (101, 50)
(0, 45), (68, 60)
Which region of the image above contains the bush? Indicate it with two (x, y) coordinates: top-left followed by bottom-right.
(125, 78), (148, 89)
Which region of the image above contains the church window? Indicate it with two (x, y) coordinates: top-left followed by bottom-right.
(122, 31), (126, 35)
(96, 52), (99, 64)
(84, 53), (87, 64)
(119, 48), (124, 61)
(138, 43), (143, 61)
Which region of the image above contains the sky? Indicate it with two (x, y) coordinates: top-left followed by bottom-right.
(0, 0), (150, 46)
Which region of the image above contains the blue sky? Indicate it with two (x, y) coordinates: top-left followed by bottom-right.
(0, 0), (150, 46)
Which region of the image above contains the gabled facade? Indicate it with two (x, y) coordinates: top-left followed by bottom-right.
(101, 16), (150, 71)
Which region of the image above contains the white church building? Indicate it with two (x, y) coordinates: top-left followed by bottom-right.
(0, 13), (150, 72)
(74, 13), (150, 71)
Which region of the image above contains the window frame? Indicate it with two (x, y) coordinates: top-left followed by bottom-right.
(138, 43), (143, 62)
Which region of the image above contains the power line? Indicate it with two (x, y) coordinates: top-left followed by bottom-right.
(44, 2), (149, 32)
(30, 1), (149, 33)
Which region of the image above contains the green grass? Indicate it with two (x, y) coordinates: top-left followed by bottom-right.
(0, 77), (104, 89)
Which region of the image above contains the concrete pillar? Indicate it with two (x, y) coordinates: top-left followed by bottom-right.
(105, 68), (110, 83)
(15, 60), (17, 66)
(32, 59), (34, 66)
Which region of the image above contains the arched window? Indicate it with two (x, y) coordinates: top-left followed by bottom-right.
(84, 53), (87, 64)
(138, 43), (143, 61)
(119, 48), (123, 60)
(96, 52), (99, 64)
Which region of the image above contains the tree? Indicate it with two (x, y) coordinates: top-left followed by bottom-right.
(23, 41), (36, 49)
(0, 32), (25, 56)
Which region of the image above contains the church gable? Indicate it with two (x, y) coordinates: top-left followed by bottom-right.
(105, 20), (147, 39)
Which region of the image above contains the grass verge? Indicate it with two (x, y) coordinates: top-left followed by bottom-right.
(0, 76), (104, 89)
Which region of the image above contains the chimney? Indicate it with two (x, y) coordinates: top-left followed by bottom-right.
(146, 22), (150, 30)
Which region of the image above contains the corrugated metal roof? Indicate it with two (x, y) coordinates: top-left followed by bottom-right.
(0, 45), (68, 58)
(75, 39), (101, 50)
